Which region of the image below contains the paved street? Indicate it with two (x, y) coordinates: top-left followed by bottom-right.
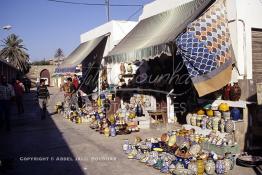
(0, 87), (260, 175)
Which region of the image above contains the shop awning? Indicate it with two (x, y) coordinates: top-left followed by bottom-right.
(56, 34), (109, 73)
(105, 0), (214, 63)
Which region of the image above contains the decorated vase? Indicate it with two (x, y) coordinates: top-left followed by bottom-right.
(222, 111), (231, 120)
(196, 115), (203, 127)
(186, 113), (192, 125)
(188, 160), (197, 173)
(205, 158), (216, 175)
(190, 114), (197, 126)
(206, 118), (213, 130)
(127, 63), (133, 73)
(225, 119), (234, 133)
(224, 157), (232, 173)
(168, 135), (176, 147)
(219, 119), (225, 133)
(215, 159), (225, 175)
(212, 117), (220, 131)
(201, 116), (208, 129)
(231, 107), (241, 121)
(189, 143), (201, 157)
(230, 82), (241, 101)
(104, 127), (110, 137)
(110, 125), (116, 137)
(197, 158), (205, 175)
(225, 153), (235, 170)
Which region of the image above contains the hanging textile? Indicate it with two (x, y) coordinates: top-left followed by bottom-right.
(176, 0), (233, 97)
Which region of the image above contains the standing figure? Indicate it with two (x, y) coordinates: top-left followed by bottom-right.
(37, 79), (50, 120)
(72, 74), (79, 90)
(0, 75), (15, 131)
(14, 79), (25, 114)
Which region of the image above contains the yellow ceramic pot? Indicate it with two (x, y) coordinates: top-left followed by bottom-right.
(218, 103), (229, 112)
(97, 98), (102, 107)
(168, 135), (176, 147)
(104, 127), (110, 137)
(197, 158), (205, 175)
(206, 109), (214, 117)
(197, 109), (205, 115)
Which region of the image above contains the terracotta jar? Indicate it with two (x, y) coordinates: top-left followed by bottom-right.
(230, 82), (241, 101)
(223, 83), (231, 100)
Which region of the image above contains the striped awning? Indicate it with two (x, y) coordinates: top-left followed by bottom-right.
(105, 0), (214, 63)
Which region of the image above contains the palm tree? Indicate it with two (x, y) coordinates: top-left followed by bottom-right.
(54, 48), (64, 65)
(0, 34), (30, 73)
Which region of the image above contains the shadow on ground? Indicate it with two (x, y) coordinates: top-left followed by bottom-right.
(0, 89), (85, 175)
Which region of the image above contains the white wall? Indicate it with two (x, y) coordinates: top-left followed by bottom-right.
(226, 0), (262, 80)
(80, 20), (137, 57)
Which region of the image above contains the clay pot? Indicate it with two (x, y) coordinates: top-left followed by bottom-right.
(223, 83), (231, 100)
(230, 82), (241, 101)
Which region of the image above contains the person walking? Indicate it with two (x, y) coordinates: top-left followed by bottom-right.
(37, 79), (50, 120)
(72, 74), (79, 90)
(0, 75), (15, 131)
(14, 79), (25, 114)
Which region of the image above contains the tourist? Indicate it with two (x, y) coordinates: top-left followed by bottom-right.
(0, 75), (15, 131)
(66, 77), (77, 108)
(37, 79), (50, 120)
(14, 79), (25, 114)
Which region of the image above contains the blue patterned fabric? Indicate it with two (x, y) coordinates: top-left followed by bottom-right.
(176, 0), (232, 79)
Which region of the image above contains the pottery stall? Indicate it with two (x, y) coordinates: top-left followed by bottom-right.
(122, 127), (238, 175)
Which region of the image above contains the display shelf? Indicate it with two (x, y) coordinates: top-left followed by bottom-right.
(197, 99), (253, 108)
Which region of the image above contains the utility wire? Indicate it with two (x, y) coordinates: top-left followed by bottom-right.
(48, 0), (143, 7)
(126, 6), (144, 21)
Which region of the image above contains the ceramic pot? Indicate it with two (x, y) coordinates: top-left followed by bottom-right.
(197, 158), (205, 175)
(196, 115), (203, 127)
(201, 116), (208, 129)
(224, 158), (231, 173)
(219, 119), (225, 133)
(189, 144), (201, 157)
(231, 107), (241, 121)
(222, 111), (231, 120)
(225, 119), (234, 133)
(120, 63), (126, 74)
(110, 125), (116, 137)
(188, 160), (197, 173)
(206, 109), (214, 117)
(127, 63), (133, 73)
(223, 83), (231, 100)
(186, 113), (192, 125)
(225, 153), (235, 170)
(168, 135), (176, 147)
(161, 133), (169, 143)
(206, 118), (213, 130)
(190, 114), (197, 126)
(104, 127), (110, 137)
(212, 117), (220, 131)
(214, 111), (221, 118)
(218, 103), (229, 112)
(205, 158), (216, 175)
(197, 109), (205, 115)
(215, 159), (225, 175)
(230, 82), (241, 101)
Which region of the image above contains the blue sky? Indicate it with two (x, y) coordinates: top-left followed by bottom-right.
(0, 0), (153, 61)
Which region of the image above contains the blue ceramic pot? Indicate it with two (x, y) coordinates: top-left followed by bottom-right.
(110, 125), (116, 137)
(231, 107), (241, 121)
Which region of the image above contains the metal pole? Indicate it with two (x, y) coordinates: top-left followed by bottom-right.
(106, 0), (110, 22)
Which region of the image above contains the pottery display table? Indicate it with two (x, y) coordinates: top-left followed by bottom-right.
(148, 110), (168, 127)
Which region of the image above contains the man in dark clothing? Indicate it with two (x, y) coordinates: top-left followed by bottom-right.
(0, 75), (15, 131)
(37, 79), (50, 119)
(14, 79), (25, 114)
